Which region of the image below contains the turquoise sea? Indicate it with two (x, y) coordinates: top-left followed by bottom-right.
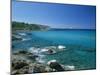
(12, 29), (96, 70)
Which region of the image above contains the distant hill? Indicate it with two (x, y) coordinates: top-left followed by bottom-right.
(12, 21), (50, 31)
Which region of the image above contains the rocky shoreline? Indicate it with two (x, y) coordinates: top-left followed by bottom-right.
(12, 48), (75, 75)
(12, 31), (76, 74)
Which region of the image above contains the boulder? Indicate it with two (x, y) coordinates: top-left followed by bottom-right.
(12, 60), (29, 70)
(33, 63), (46, 73)
(47, 60), (65, 71)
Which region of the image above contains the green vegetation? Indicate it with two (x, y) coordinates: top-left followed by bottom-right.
(12, 21), (50, 31)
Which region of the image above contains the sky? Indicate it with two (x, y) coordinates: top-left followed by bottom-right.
(12, 1), (96, 29)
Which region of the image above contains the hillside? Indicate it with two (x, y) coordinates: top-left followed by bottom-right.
(12, 21), (50, 31)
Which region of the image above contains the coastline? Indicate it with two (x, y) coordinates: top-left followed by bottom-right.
(11, 26), (96, 74)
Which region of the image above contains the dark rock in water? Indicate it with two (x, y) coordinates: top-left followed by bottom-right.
(48, 49), (55, 54)
(18, 50), (28, 54)
(41, 48), (56, 55)
(47, 60), (65, 71)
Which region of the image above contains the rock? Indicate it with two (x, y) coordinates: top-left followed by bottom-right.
(33, 63), (46, 73)
(48, 49), (55, 54)
(12, 59), (29, 70)
(46, 49), (56, 54)
(45, 66), (53, 72)
(11, 59), (34, 74)
(17, 65), (34, 74)
(41, 48), (56, 55)
(12, 50), (38, 63)
(18, 50), (28, 54)
(47, 60), (65, 71)
(17, 50), (33, 55)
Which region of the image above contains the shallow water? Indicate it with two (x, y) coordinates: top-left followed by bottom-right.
(12, 29), (96, 70)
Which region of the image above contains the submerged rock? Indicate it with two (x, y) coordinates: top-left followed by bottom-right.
(41, 45), (66, 55)
(41, 48), (56, 55)
(47, 60), (65, 71)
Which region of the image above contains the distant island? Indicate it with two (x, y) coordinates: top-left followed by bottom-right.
(12, 21), (50, 31)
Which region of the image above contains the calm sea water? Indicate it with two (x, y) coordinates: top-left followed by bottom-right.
(12, 29), (96, 70)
